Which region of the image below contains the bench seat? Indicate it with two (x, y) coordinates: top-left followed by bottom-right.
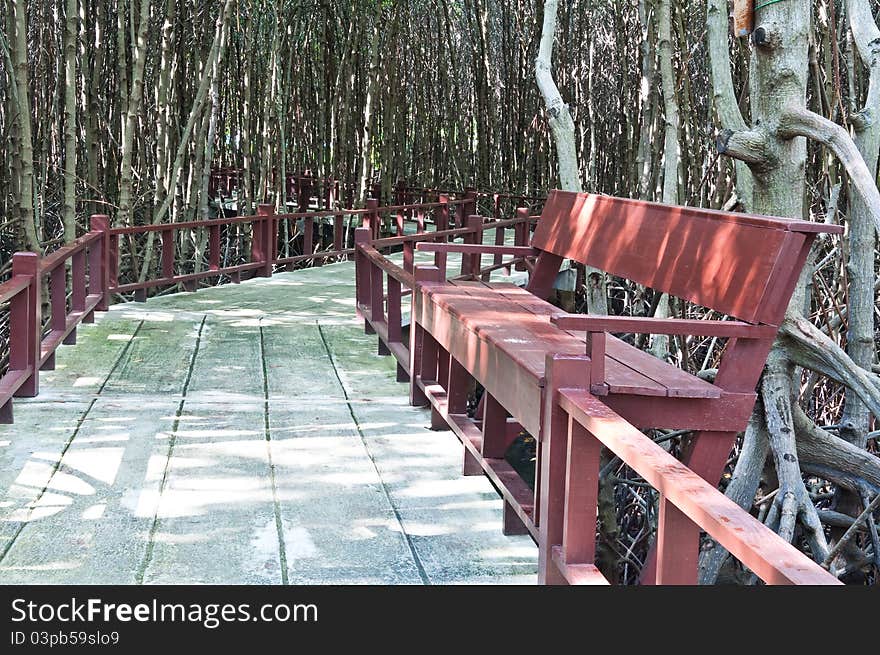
(425, 280), (720, 399)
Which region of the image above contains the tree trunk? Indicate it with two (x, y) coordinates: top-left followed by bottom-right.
(116, 0), (151, 227)
(10, 0), (38, 251)
(357, 1), (384, 206)
(840, 0), (880, 448)
(62, 0), (78, 242)
(536, 0), (607, 315)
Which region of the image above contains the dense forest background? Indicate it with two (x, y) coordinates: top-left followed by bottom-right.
(2, 0), (763, 257)
(1, 0), (879, 584)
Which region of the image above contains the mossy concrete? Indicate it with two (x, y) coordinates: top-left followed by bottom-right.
(0, 248), (536, 584)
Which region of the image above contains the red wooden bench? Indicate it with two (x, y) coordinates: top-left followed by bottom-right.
(408, 190), (842, 585)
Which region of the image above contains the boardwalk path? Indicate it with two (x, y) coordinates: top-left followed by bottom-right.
(0, 257), (537, 584)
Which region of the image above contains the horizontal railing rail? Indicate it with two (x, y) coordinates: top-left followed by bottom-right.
(0, 192), (536, 423)
(104, 197), (476, 299)
(553, 386), (839, 585)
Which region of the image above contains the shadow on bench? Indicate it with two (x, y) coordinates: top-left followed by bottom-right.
(361, 189), (842, 585)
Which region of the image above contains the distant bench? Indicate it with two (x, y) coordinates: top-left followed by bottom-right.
(407, 190), (841, 585)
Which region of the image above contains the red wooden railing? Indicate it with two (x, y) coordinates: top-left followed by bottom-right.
(0, 194), (503, 422)
(0, 216), (109, 423)
(551, 388), (838, 585)
(354, 206), (540, 380)
(102, 195), (480, 298)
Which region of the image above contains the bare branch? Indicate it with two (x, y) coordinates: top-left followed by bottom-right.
(777, 105), (880, 236)
(780, 313), (880, 417)
(706, 0), (747, 131)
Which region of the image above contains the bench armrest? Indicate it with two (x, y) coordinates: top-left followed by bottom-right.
(550, 314), (778, 339)
(415, 243), (538, 257)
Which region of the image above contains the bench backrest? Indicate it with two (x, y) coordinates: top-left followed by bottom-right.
(529, 190), (841, 326)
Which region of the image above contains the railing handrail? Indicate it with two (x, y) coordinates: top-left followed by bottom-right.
(558, 389), (840, 585)
(105, 198), (472, 237)
(0, 275), (32, 305)
(0, 189), (541, 423)
(359, 244), (415, 289)
(39, 231), (102, 274)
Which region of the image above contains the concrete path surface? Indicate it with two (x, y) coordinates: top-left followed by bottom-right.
(0, 252), (538, 584)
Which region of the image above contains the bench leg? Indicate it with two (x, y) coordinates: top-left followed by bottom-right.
(447, 357), (470, 415)
(503, 500), (529, 536)
(437, 348), (450, 394)
(482, 393), (512, 459)
(463, 446), (483, 476)
(561, 420), (600, 565)
(396, 362), (409, 383)
(430, 406), (446, 431)
(0, 399), (12, 424)
(409, 322), (438, 407)
(63, 327), (77, 345)
(41, 352), (56, 371)
(378, 338), (391, 356)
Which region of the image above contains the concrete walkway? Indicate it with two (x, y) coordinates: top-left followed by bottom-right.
(0, 254), (537, 584)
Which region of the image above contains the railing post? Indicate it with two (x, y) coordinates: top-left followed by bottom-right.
(257, 204), (274, 277)
(90, 215), (111, 312)
(209, 224), (221, 271)
(10, 253), (41, 398)
(71, 246), (87, 327)
(515, 207), (529, 272)
(354, 227), (372, 330)
(304, 214), (315, 267)
(492, 196), (506, 279)
(161, 229), (175, 280)
(464, 186), (477, 219)
(387, 276), (402, 343)
(435, 195), (449, 273)
(372, 264), (387, 356)
(562, 420), (601, 566)
(364, 198), (379, 240)
(460, 214), (483, 279)
(46, 264), (66, 368)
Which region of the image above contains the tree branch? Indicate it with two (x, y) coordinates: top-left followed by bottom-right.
(706, 0), (747, 132)
(717, 127), (777, 171)
(777, 105), (880, 237)
(779, 313), (880, 417)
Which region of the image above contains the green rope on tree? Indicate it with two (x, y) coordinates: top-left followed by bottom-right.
(754, 0), (788, 11)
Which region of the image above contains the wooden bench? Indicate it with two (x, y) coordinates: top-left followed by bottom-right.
(408, 190), (842, 585)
